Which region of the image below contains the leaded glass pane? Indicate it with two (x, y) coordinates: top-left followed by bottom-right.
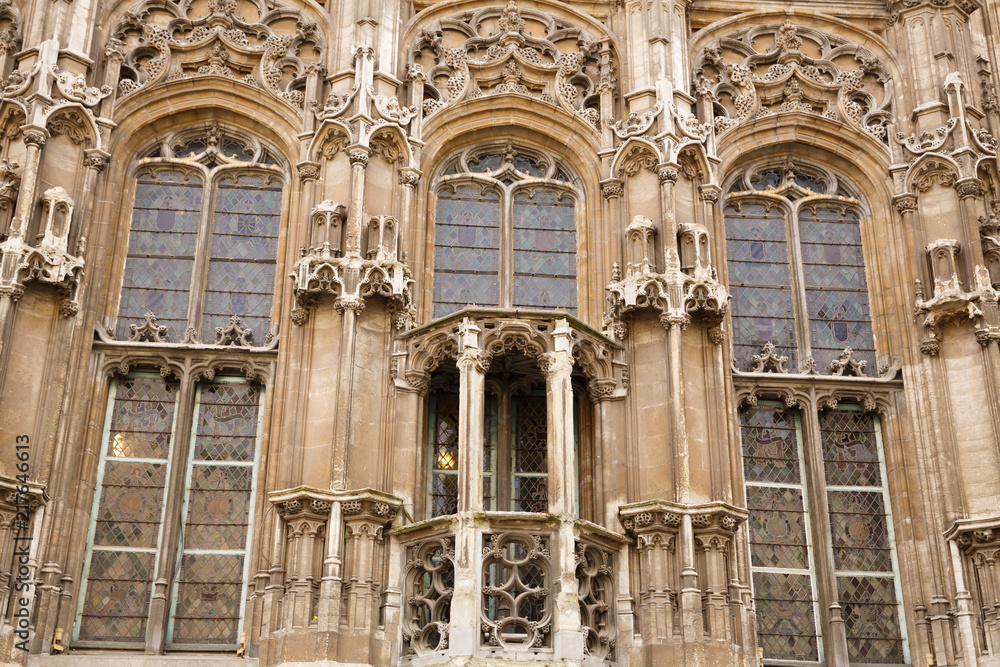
(752, 571), (819, 660)
(828, 491), (892, 572)
(117, 172), (203, 340)
(429, 392), (459, 517)
(512, 395), (547, 512)
(821, 410), (882, 487)
(512, 190), (577, 313)
(725, 202), (796, 370)
(201, 174), (282, 342)
(838, 575), (905, 663)
(433, 185), (501, 318)
(800, 205), (874, 374)
(169, 381), (260, 646)
(747, 486), (809, 570)
(79, 377), (177, 643)
(741, 406), (820, 662)
(741, 408), (799, 485)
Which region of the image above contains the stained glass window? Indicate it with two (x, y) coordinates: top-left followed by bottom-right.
(741, 406), (820, 660)
(117, 130), (284, 343)
(432, 146), (578, 319)
(426, 389), (497, 517)
(169, 381), (261, 646)
(725, 163), (873, 374)
(821, 409), (904, 663)
(801, 206), (876, 373)
(117, 172), (203, 341)
(432, 186), (501, 319)
(77, 376), (178, 643)
(741, 404), (906, 664)
(426, 385), (554, 517)
(201, 175), (282, 341)
(513, 191), (577, 313)
(726, 202), (797, 370)
(511, 395), (548, 512)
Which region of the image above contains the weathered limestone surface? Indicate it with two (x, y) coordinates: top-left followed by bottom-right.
(2, 0), (1000, 665)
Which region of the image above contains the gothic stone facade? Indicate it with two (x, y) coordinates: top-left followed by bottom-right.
(2, 0), (1000, 665)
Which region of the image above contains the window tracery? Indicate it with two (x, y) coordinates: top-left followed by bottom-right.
(116, 125), (284, 344)
(432, 144), (579, 319)
(725, 160), (875, 374)
(692, 20), (893, 143)
(108, 0), (323, 113)
(406, 1), (616, 130)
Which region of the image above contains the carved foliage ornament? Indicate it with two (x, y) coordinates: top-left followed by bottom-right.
(408, 1), (615, 130)
(110, 0), (324, 113)
(693, 21), (893, 143)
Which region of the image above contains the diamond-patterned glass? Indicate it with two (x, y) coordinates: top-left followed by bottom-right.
(741, 407), (800, 484)
(433, 185), (501, 318)
(79, 377), (177, 643)
(117, 173), (203, 340)
(725, 203), (797, 370)
(752, 571), (819, 660)
(512, 396), (547, 512)
(821, 410), (882, 487)
(429, 392), (460, 517)
(800, 205), (874, 374)
(828, 491), (892, 572)
(512, 190), (577, 313)
(201, 175), (282, 341)
(838, 575), (905, 663)
(169, 381), (260, 645)
(746, 486), (810, 569)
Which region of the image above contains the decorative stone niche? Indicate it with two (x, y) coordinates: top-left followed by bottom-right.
(625, 215), (656, 276)
(310, 200), (344, 258)
(678, 222), (712, 280)
(366, 215), (398, 263)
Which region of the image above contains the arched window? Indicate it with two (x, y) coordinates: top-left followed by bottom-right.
(724, 161), (875, 374)
(116, 127), (283, 343)
(431, 144), (579, 319)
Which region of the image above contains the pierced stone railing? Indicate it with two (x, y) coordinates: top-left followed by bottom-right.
(394, 513), (627, 665)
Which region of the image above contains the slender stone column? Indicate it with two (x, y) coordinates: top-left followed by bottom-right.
(949, 538), (981, 666)
(657, 165), (680, 262)
(331, 298), (365, 489)
(539, 319), (583, 660)
(345, 148), (370, 256)
(677, 514), (702, 642)
(10, 128), (45, 239)
(661, 313), (690, 500)
(397, 168), (420, 269)
(449, 318), (487, 656)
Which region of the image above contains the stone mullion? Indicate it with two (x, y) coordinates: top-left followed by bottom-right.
(456, 320), (486, 514)
(800, 403), (850, 667)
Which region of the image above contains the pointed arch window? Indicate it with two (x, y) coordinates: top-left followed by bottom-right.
(724, 162), (875, 374)
(431, 145), (579, 319)
(116, 127), (283, 343)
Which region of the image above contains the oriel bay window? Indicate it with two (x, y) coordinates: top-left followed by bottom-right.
(740, 402), (907, 664)
(426, 354), (574, 518)
(115, 127), (283, 343)
(75, 373), (263, 648)
(431, 144), (580, 319)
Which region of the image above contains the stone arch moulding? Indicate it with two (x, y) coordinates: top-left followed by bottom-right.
(394, 310), (625, 397)
(690, 11), (896, 150)
(402, 0), (621, 137)
(103, 0), (327, 117)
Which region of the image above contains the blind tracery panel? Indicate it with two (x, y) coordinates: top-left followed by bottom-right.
(201, 174), (282, 341)
(433, 186), (501, 319)
(725, 163), (875, 374)
(117, 173), (203, 341)
(169, 381), (261, 646)
(78, 376), (178, 643)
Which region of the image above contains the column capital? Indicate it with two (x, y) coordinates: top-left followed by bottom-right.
(538, 351), (573, 378)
